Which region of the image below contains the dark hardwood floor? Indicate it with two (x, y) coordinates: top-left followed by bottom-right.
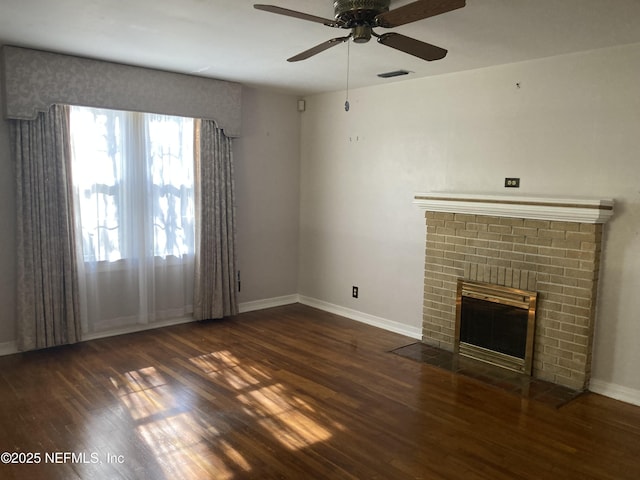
(1, 304), (639, 479)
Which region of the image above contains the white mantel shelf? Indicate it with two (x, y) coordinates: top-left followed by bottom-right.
(413, 193), (614, 224)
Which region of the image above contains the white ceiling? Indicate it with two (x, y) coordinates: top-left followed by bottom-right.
(1, 0), (640, 96)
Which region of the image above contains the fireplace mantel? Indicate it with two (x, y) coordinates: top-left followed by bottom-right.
(414, 193), (614, 224)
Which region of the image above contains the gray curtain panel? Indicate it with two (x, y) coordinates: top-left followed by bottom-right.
(193, 120), (239, 320)
(11, 104), (81, 350)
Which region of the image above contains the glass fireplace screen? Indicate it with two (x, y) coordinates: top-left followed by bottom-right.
(455, 279), (537, 374)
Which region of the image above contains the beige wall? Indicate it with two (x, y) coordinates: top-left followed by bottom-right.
(235, 87), (301, 303)
(299, 43), (640, 400)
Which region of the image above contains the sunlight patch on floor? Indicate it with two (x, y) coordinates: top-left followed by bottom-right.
(191, 350), (336, 451)
(238, 385), (333, 450)
(110, 366), (251, 479)
(107, 349), (344, 478)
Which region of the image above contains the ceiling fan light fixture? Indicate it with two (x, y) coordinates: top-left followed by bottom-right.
(352, 25), (372, 43)
(377, 69), (411, 78)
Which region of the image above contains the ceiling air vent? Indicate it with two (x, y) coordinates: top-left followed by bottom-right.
(377, 69), (411, 78)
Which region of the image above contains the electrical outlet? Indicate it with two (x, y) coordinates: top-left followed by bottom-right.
(352, 286), (359, 298)
(505, 178), (520, 188)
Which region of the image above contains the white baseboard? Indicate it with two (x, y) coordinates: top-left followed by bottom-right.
(238, 294), (300, 313)
(589, 379), (640, 407)
(0, 296), (300, 357)
(83, 316), (196, 342)
(0, 341), (18, 356)
(298, 295), (422, 340)
(0, 319), (199, 356)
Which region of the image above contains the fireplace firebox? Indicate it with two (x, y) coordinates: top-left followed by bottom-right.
(455, 279), (537, 375)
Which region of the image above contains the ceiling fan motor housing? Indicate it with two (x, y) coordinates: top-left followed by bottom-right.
(333, 0), (390, 25)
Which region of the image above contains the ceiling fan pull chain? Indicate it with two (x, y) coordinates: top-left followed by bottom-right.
(345, 38), (351, 112)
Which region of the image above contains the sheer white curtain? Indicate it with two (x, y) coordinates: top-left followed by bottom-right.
(70, 107), (195, 334)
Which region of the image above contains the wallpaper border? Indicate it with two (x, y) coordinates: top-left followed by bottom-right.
(1, 45), (242, 137)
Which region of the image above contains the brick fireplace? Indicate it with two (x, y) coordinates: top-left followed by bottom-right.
(414, 193), (614, 391)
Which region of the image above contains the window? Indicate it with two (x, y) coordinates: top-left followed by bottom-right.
(70, 106), (197, 331)
(70, 107), (195, 263)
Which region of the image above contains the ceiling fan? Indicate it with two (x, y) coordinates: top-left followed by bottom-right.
(254, 0), (466, 62)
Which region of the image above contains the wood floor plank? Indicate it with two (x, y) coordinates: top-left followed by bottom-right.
(1, 303), (640, 479)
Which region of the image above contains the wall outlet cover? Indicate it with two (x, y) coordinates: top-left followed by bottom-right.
(505, 178), (520, 188)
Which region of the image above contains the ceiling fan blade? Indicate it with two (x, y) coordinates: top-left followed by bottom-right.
(377, 33), (447, 61)
(376, 0), (466, 28)
(287, 36), (351, 62)
(254, 4), (340, 27)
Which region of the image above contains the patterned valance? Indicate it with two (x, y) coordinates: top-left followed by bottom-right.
(1, 46), (242, 137)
